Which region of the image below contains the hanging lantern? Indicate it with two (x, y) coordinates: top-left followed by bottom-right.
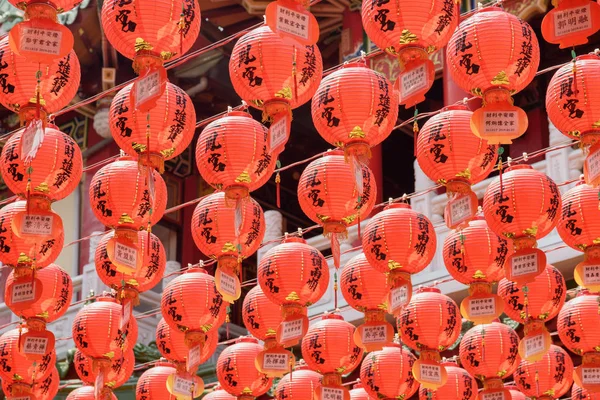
(573, 382), (600, 400)
(311, 58), (398, 159)
(203, 387), (237, 400)
(74, 349), (135, 390)
(0, 328), (56, 384)
(498, 264), (566, 362)
(363, 202), (436, 316)
(67, 386), (117, 400)
(542, 0), (600, 48)
(191, 192), (265, 302)
(242, 285), (293, 377)
(416, 105), (498, 228)
(418, 361), (477, 400)
(459, 323), (520, 399)
(216, 337), (273, 400)
(362, 0), (459, 107)
(443, 215), (509, 324)
(482, 165), (561, 284)
(136, 361), (178, 400)
(301, 313), (363, 400)
(298, 150), (377, 268)
(349, 381), (374, 400)
(513, 345), (574, 399)
(446, 7), (540, 144)
(360, 342), (418, 400)
(257, 235), (329, 347)
(340, 253), (393, 352)
(2, 366), (59, 400)
(558, 290), (600, 393)
(275, 362), (322, 400)
(546, 55), (600, 185)
(398, 287), (461, 390)
(196, 108), (275, 200)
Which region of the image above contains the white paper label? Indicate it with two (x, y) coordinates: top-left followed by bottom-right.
(449, 195), (474, 227)
(554, 4), (592, 37)
(400, 64), (428, 100)
(586, 147), (600, 183)
(480, 392), (505, 400)
(482, 111), (518, 135)
(114, 242), (137, 270)
(262, 353), (290, 370)
(11, 282), (35, 303)
(19, 28), (63, 55)
(511, 253), (539, 277)
(120, 301), (132, 331)
(524, 334), (546, 359)
(218, 269), (238, 297)
(419, 364), (443, 384)
(269, 114), (289, 151)
(280, 318), (304, 342)
(187, 344), (202, 372)
(390, 285), (409, 312)
(361, 325), (388, 344)
(468, 297), (496, 317)
(583, 265), (600, 285)
(275, 6), (310, 40)
(20, 119), (44, 162)
(173, 376), (194, 396)
(582, 367), (600, 385)
(22, 336), (48, 355)
(135, 70), (161, 109)
(20, 214), (53, 236)
(321, 387), (344, 400)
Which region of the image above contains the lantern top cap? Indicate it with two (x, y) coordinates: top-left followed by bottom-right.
(235, 336), (259, 344)
(476, 5), (504, 14)
(505, 164), (533, 172)
(442, 104), (470, 112)
(416, 286), (441, 294)
(384, 202), (411, 211)
(282, 233), (307, 244)
(321, 312), (344, 321)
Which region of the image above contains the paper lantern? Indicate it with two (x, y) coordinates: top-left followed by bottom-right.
(418, 362), (477, 400)
(363, 202), (436, 315)
(67, 386), (118, 400)
(443, 215), (508, 324)
(229, 26), (323, 124)
(2, 366), (59, 400)
(74, 349), (135, 389)
(155, 318), (218, 368)
(109, 82), (196, 173)
(361, 0), (459, 107)
(257, 235), (329, 347)
(196, 109), (275, 199)
(483, 165), (561, 284)
(416, 105), (498, 228)
(398, 287), (460, 389)
(301, 314), (363, 400)
(542, 0), (600, 48)
(360, 342), (418, 400)
(573, 382), (600, 400)
(447, 7), (540, 144)
(136, 361), (177, 400)
(311, 59), (398, 158)
(216, 337), (273, 399)
(298, 150), (377, 268)
(0, 328), (56, 383)
(340, 253), (393, 352)
(349, 381), (374, 400)
(203, 387), (237, 400)
(275, 364), (322, 400)
(498, 264), (566, 362)
(513, 345), (574, 399)
(191, 192), (265, 302)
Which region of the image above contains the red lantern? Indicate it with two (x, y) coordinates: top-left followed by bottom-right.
(0, 328), (56, 383)
(361, 0), (459, 107)
(298, 150), (377, 268)
(311, 59), (398, 158)
(398, 287), (461, 389)
(301, 314), (363, 400)
(196, 109), (275, 199)
(275, 363), (322, 400)
(155, 318), (218, 369)
(513, 345), (574, 399)
(446, 7), (539, 144)
(483, 165), (561, 284)
(363, 202), (436, 315)
(136, 361), (177, 400)
(360, 342), (418, 400)
(340, 253), (393, 352)
(349, 381), (374, 400)
(498, 264), (566, 362)
(542, 0), (600, 48)
(109, 82), (196, 173)
(257, 235), (328, 347)
(67, 386), (117, 400)
(74, 349), (135, 389)
(573, 382), (600, 400)
(216, 337), (273, 399)
(2, 366), (59, 400)
(203, 387), (237, 400)
(418, 362), (477, 400)
(191, 192), (265, 302)
(443, 215), (509, 324)
(416, 105), (498, 228)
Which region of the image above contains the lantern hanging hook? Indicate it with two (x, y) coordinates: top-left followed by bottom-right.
(522, 152), (529, 162)
(506, 156), (512, 167)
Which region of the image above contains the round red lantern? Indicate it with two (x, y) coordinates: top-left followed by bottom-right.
(67, 386), (118, 400)
(75, 349), (135, 389)
(542, 0), (600, 48)
(203, 387), (237, 400)
(363, 202), (436, 315)
(136, 361), (177, 400)
(160, 267), (226, 350)
(416, 105), (498, 228)
(216, 337), (273, 399)
(257, 235), (329, 347)
(340, 253), (393, 352)
(483, 164), (561, 284)
(196, 109), (275, 199)
(311, 59), (398, 158)
(418, 362), (477, 400)
(398, 287), (460, 389)
(155, 318), (218, 369)
(360, 342), (418, 400)
(301, 313), (363, 400)
(573, 382), (600, 400)
(498, 264), (566, 362)
(443, 215), (509, 324)
(513, 345), (574, 399)
(0, 328), (56, 383)
(2, 366), (60, 400)
(275, 363), (322, 400)
(446, 7), (540, 144)
(362, 0), (459, 107)
(109, 82), (196, 173)
(349, 381), (374, 400)
(191, 192), (265, 302)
